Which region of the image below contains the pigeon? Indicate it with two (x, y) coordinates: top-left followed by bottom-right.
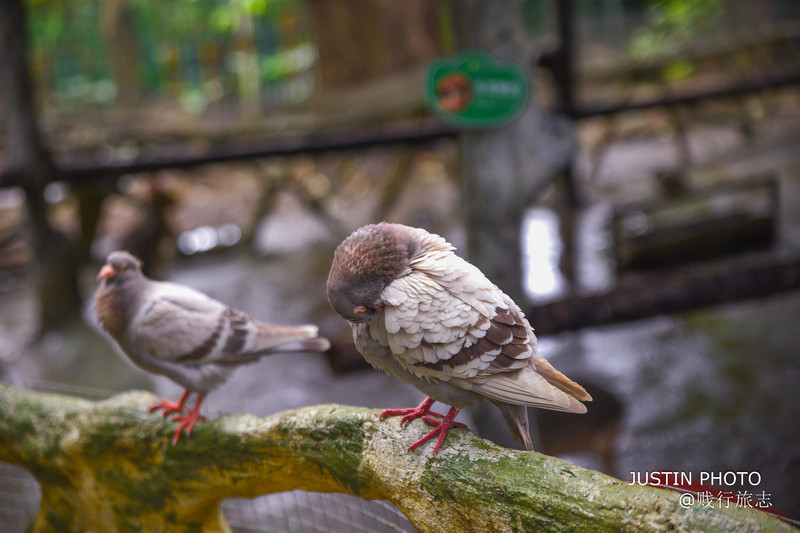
(326, 222), (591, 454)
(94, 250), (330, 444)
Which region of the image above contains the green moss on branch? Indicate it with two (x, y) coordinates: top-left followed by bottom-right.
(0, 384), (792, 533)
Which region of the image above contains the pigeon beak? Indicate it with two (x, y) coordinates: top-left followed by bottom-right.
(97, 264), (117, 281)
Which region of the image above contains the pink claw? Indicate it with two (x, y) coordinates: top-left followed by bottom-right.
(148, 390), (191, 418)
(380, 397), (467, 454)
(407, 406), (463, 455)
(169, 394), (206, 445)
(148, 390), (207, 444)
(380, 397), (446, 426)
(420, 415), (467, 429)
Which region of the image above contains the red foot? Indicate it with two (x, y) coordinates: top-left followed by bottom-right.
(148, 390), (191, 418)
(421, 415), (467, 430)
(408, 406), (464, 455)
(380, 397), (447, 426)
(380, 397), (467, 455)
(169, 395), (206, 445)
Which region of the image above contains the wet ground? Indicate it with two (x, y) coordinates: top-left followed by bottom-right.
(2, 95), (800, 530)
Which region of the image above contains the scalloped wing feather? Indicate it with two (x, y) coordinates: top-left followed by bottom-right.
(131, 285), (240, 363)
(375, 248), (538, 383)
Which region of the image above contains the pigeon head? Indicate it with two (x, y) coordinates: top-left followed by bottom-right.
(97, 251), (145, 286)
(327, 222), (419, 323)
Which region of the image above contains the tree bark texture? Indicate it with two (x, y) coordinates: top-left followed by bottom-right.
(0, 384), (792, 533)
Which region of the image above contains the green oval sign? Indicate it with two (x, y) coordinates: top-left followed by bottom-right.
(425, 51), (530, 129)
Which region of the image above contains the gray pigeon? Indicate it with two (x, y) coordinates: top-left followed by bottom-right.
(95, 250), (330, 444)
(327, 222), (591, 454)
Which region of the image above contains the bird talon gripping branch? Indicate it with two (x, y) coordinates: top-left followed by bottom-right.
(406, 407), (463, 454)
(148, 390), (192, 417)
(420, 415), (467, 429)
(380, 397), (447, 426)
(328, 223), (592, 455)
(169, 407), (207, 445)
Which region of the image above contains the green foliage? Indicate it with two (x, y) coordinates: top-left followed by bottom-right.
(209, 0), (294, 32)
(629, 0), (724, 59)
(628, 0), (723, 83)
(25, 0), (315, 115)
(27, 1), (114, 108)
(661, 58), (694, 82)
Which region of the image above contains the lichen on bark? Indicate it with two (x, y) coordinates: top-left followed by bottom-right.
(0, 384), (793, 533)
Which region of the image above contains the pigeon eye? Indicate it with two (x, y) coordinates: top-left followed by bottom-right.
(120, 263), (128, 272)
(354, 305), (368, 316)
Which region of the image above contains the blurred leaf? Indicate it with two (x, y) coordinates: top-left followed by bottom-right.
(26, 0), (315, 114)
(662, 59), (694, 83)
(628, 0), (723, 59)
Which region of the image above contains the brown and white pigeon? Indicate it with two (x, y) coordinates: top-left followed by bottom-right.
(326, 222), (591, 454)
(95, 250), (330, 444)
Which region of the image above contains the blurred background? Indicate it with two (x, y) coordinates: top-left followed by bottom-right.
(1, 0), (799, 531)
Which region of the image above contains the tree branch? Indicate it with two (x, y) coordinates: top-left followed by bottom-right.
(0, 383), (791, 532)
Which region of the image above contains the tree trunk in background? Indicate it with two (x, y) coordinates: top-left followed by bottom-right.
(454, 0), (576, 304)
(0, 0), (81, 334)
(101, 0), (144, 109)
(309, 0), (446, 89)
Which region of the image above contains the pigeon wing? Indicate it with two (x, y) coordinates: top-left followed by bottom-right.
(130, 283), (258, 364)
(375, 251), (533, 382)
(375, 250), (589, 412)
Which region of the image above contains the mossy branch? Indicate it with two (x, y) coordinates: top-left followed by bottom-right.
(0, 383), (792, 533)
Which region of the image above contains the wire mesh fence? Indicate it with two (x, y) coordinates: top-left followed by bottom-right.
(0, 462), (41, 533)
(0, 459), (417, 533)
(223, 493), (415, 533)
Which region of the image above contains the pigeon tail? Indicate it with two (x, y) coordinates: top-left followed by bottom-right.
(253, 324), (330, 354)
(533, 357), (593, 402)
